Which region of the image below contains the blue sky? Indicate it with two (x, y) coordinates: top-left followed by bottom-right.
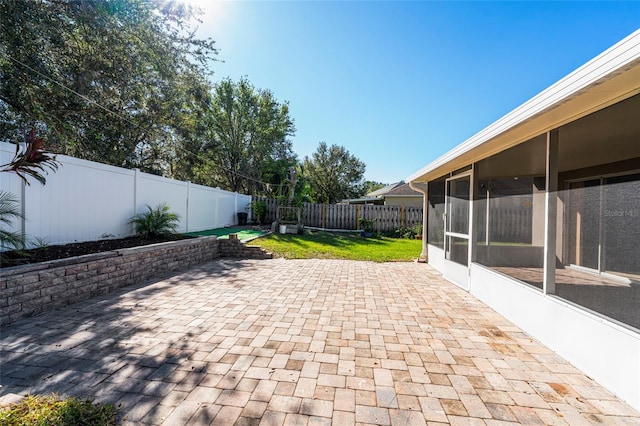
(194, 1), (640, 184)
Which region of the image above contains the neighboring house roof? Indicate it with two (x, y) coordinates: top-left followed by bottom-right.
(367, 182), (403, 197)
(384, 183), (422, 197)
(342, 182), (422, 204)
(340, 197), (381, 204)
(407, 29), (640, 184)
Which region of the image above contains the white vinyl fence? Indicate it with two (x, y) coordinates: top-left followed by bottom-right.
(0, 142), (251, 247)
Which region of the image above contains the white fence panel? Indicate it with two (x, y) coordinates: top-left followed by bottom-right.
(0, 142), (251, 247)
(136, 171), (189, 233)
(1, 146), (28, 246)
(187, 184), (219, 232)
(0, 145), (23, 204)
(217, 190), (238, 229)
(29, 156), (135, 244)
(237, 193), (251, 223)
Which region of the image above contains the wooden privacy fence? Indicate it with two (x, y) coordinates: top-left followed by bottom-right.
(488, 207), (533, 243)
(475, 202), (534, 244)
(254, 197), (423, 232)
(256, 196), (532, 241)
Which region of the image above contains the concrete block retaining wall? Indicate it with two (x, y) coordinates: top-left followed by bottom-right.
(1, 235), (271, 326)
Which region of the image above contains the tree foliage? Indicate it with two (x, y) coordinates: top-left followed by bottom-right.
(186, 77), (296, 194)
(0, 0), (216, 174)
(363, 180), (387, 195)
(0, 2), (377, 200)
(303, 142), (366, 204)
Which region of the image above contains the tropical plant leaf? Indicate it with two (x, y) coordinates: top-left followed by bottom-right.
(0, 191), (25, 255)
(128, 203), (180, 238)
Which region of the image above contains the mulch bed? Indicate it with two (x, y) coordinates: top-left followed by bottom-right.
(1, 235), (193, 269)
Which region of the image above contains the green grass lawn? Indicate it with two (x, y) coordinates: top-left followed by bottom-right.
(250, 230), (422, 262)
(0, 394), (116, 426)
(185, 227), (266, 241)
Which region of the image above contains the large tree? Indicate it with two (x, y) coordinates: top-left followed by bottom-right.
(186, 77), (296, 194)
(363, 180), (387, 195)
(303, 142), (366, 203)
(0, 0), (216, 174)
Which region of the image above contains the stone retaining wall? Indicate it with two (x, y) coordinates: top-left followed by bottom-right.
(219, 234), (273, 259)
(1, 235), (271, 326)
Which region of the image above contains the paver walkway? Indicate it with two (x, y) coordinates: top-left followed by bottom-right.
(1, 259), (639, 425)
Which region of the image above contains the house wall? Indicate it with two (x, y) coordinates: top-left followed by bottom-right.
(474, 245), (543, 267)
(559, 160), (640, 270)
(383, 196), (423, 208)
(531, 179), (546, 246)
(427, 245), (445, 273)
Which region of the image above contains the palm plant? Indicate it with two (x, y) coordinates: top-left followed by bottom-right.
(0, 191), (25, 253)
(129, 203), (180, 238)
(1, 129), (58, 262)
(1, 129), (59, 185)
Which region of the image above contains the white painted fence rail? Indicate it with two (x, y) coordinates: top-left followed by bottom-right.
(0, 142), (251, 247)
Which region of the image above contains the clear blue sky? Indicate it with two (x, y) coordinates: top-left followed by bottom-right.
(194, 1), (639, 184)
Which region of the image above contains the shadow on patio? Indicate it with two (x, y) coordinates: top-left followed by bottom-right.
(1, 259), (256, 423)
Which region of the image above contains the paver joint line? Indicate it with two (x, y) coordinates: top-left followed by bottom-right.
(1, 258), (638, 425)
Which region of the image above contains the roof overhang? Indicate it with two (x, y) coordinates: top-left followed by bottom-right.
(408, 29), (640, 184)
(341, 197), (381, 204)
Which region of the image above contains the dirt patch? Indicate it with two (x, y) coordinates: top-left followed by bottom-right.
(480, 326), (509, 339)
(440, 399), (468, 416)
(549, 382), (574, 397)
(489, 343), (517, 355)
(1, 235), (194, 268)
(490, 329), (508, 338)
(586, 413), (604, 423)
(538, 391), (563, 403)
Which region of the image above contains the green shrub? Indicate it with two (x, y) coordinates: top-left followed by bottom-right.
(129, 203), (180, 238)
(384, 223), (423, 240)
(0, 191), (25, 256)
(0, 394), (117, 426)
(250, 200), (268, 224)
(358, 217), (376, 233)
(386, 226), (415, 239)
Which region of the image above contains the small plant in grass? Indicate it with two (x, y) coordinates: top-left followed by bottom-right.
(414, 223), (423, 239)
(358, 217), (376, 237)
(129, 203), (180, 238)
(0, 394), (117, 425)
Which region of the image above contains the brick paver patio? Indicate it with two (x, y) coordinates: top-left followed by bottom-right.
(1, 258), (639, 425)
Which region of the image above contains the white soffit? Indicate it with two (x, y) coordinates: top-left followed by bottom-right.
(408, 29), (640, 183)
